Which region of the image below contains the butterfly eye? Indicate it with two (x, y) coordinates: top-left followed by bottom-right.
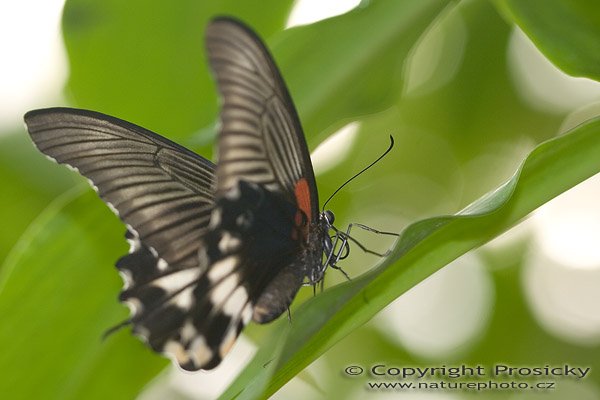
(324, 210), (335, 225)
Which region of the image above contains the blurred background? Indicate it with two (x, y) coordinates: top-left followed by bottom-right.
(1, 0), (599, 399)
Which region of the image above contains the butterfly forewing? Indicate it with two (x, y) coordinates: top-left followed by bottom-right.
(206, 17), (319, 220)
(25, 108), (216, 267)
(25, 108), (227, 369)
(203, 17), (328, 325)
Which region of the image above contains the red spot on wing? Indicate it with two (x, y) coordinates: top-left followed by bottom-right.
(294, 178), (313, 223)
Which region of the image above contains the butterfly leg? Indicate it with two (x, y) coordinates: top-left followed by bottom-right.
(335, 223), (397, 258)
(326, 230), (352, 281)
(330, 263), (352, 281)
(309, 275), (326, 294)
(347, 222), (399, 237)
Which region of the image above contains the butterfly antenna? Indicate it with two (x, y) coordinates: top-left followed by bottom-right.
(322, 135), (394, 211)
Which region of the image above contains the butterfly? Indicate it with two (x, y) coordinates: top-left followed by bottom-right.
(24, 16), (354, 371)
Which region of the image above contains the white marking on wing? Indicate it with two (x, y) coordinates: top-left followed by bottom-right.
(85, 178), (99, 193)
(127, 237), (141, 253)
(210, 273), (239, 305)
(64, 163), (79, 173)
(207, 256), (238, 282)
(152, 268), (198, 294)
(174, 286), (195, 309)
(222, 286), (248, 316)
(190, 336), (213, 366)
(105, 200), (120, 216)
(124, 297), (142, 315)
(118, 269), (132, 289)
(225, 183), (241, 199)
(126, 224), (141, 238)
(148, 246), (159, 258)
(134, 324), (150, 341)
(157, 258), (169, 271)
(219, 327), (238, 358)
(236, 213), (252, 228)
(43, 154), (58, 164)
(209, 207), (222, 228)
(164, 340), (190, 365)
(218, 232), (241, 253)
(180, 320), (197, 342)
(242, 303), (253, 324)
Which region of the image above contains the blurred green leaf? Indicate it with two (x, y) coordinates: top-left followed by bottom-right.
(497, 0), (600, 80)
(0, 132), (77, 263)
(221, 116), (600, 399)
(62, 0), (295, 139)
(62, 0), (450, 145)
(316, 243), (600, 398)
(400, 0), (563, 163)
(0, 190), (166, 399)
(275, 0), (450, 139)
(472, 252), (600, 377)
(7, 0), (600, 398)
(5, 1), (454, 397)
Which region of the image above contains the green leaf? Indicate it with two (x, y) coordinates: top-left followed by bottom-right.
(62, 0), (295, 139)
(0, 190), (166, 400)
(496, 0), (600, 80)
(220, 116), (600, 399)
(274, 0), (450, 139)
(62, 0), (450, 144)
(10, 0), (599, 398)
(5, 1), (453, 397)
(0, 132), (77, 263)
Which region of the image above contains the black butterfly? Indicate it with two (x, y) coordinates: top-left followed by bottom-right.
(24, 17), (354, 371)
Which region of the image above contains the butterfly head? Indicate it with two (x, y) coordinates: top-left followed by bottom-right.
(303, 209), (345, 285)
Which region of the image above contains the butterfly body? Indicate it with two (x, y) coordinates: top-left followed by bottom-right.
(25, 17), (341, 371)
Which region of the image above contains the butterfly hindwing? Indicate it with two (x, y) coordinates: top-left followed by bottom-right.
(204, 17), (326, 324)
